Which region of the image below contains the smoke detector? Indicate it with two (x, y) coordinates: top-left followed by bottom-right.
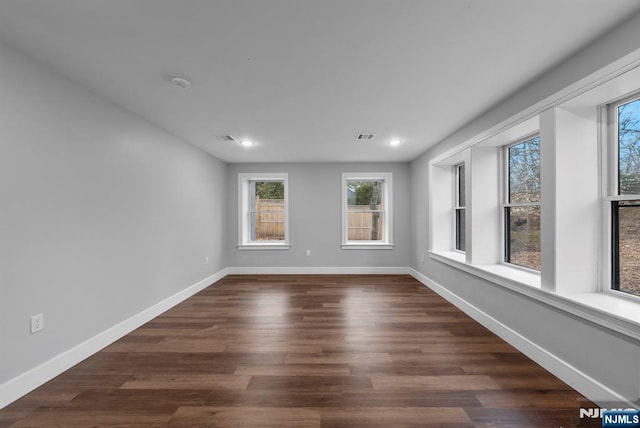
(170, 74), (192, 89)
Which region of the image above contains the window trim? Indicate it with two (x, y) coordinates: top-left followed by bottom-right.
(237, 173), (290, 250)
(429, 122), (541, 283)
(501, 134), (542, 272)
(341, 172), (394, 250)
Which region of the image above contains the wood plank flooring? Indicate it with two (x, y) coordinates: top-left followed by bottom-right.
(0, 275), (600, 427)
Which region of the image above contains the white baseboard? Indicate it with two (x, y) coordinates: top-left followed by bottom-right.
(0, 268), (228, 410)
(408, 268), (634, 408)
(227, 266), (410, 275)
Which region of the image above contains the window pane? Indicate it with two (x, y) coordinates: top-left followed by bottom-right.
(613, 201), (640, 297)
(458, 164), (465, 207)
(347, 180), (383, 206)
(509, 137), (540, 203)
(252, 181), (285, 241)
(346, 180), (384, 241)
(347, 209), (383, 241)
(505, 205), (541, 270)
(251, 210), (285, 240)
(618, 98), (640, 195)
(455, 208), (465, 251)
(253, 181), (284, 201)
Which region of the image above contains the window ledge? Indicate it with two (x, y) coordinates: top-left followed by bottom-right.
(555, 291), (640, 338)
(429, 250), (640, 341)
(429, 250), (541, 289)
(342, 243), (394, 250)
(238, 243), (290, 251)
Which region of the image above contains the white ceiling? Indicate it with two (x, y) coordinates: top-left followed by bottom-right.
(1, 1), (639, 163)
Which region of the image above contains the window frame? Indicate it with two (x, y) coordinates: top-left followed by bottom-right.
(501, 134), (541, 273)
(453, 163), (466, 253)
(604, 92), (640, 301)
(341, 172), (394, 250)
(237, 173), (290, 250)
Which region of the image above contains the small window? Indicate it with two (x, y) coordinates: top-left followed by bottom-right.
(503, 136), (541, 271)
(609, 94), (640, 297)
(454, 163), (466, 252)
(342, 173), (393, 249)
(238, 173), (289, 249)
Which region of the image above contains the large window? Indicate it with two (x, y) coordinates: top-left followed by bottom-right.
(454, 163), (466, 252)
(238, 173), (289, 249)
(427, 58), (640, 345)
(609, 94), (640, 298)
(341, 172), (393, 249)
(503, 136), (541, 271)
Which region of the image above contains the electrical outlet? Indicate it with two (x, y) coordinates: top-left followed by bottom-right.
(306, 249), (311, 256)
(30, 313), (43, 334)
(205, 256), (209, 264)
(421, 254), (426, 263)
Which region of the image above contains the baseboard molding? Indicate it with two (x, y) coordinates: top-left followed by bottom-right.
(0, 268), (228, 410)
(227, 266), (410, 275)
(408, 268), (634, 408)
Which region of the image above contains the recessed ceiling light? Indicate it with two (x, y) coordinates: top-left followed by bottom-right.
(170, 74), (192, 89)
(389, 139), (401, 146)
(240, 140), (254, 147)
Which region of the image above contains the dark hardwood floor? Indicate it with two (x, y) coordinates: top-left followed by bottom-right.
(0, 275), (599, 427)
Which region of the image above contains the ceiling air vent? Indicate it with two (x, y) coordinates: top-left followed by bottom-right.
(217, 135), (236, 142)
(355, 133), (375, 141)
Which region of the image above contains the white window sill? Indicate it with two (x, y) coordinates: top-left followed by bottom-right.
(429, 250), (541, 289)
(429, 250), (640, 341)
(554, 291), (640, 339)
(237, 243), (290, 250)
(431, 250), (466, 264)
(342, 243), (394, 250)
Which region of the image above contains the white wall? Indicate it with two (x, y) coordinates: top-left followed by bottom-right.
(410, 12), (640, 403)
(0, 41), (228, 390)
(227, 162), (410, 270)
